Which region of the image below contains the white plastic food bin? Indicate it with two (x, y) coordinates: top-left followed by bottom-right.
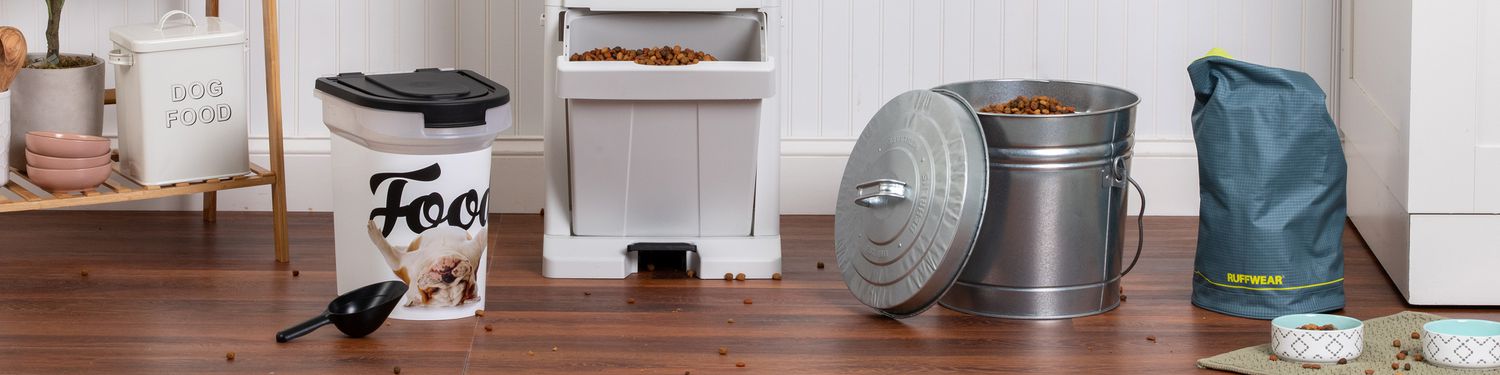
(315, 69), (511, 321)
(542, 0), (783, 279)
(109, 10), (249, 185)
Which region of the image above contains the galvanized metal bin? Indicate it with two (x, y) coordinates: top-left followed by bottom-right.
(836, 79), (1140, 320)
(936, 80), (1140, 319)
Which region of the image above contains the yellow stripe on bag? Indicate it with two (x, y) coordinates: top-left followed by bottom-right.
(1195, 271), (1343, 291)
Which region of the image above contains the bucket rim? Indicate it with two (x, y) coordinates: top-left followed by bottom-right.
(935, 78), (1141, 119)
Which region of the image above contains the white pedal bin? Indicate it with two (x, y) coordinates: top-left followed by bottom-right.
(109, 10), (249, 185)
(316, 69), (511, 320)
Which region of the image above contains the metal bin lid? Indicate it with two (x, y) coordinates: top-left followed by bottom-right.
(834, 89), (989, 319)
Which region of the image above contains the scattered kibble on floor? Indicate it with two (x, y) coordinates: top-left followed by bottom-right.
(1337, 358), (1348, 365)
(1393, 339), (1401, 347)
(292, 270), (300, 277)
(1365, 370), (1375, 375)
(552, 346), (558, 352)
(1301, 363), (1321, 369)
(584, 291), (591, 296)
(735, 362), (746, 368)
(484, 324), (493, 332)
(393, 366), (401, 374)
(1146, 335), (1156, 343)
(80, 270), (89, 277)
(816, 261), (825, 269)
(727, 319), (735, 324)
(1411, 331), (1421, 339)
(1392, 362), (1400, 370)
(225, 352), (235, 361)
(627, 298), (636, 304)
(1404, 363), (1411, 370)
(475, 310), (485, 317)
(771, 272), (782, 280)
(1267, 354), (1278, 361)
(735, 273), (746, 281)
(743, 298), (753, 305)
(723, 273), (734, 280)
(718, 347), (728, 355)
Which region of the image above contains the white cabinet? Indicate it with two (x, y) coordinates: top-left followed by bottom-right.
(1339, 0), (1500, 305)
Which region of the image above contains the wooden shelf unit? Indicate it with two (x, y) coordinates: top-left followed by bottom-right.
(0, 0), (292, 262)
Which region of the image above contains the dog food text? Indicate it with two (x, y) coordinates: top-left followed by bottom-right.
(368, 163), (491, 237)
(166, 80), (234, 128)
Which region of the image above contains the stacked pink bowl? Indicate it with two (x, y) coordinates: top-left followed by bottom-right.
(24, 131), (112, 192)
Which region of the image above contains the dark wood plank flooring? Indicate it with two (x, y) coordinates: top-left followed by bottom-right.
(0, 212), (1493, 374)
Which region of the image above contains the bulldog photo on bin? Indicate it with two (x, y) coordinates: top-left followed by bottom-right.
(366, 220), (486, 307)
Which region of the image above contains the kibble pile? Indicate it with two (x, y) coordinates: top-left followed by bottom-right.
(979, 95), (1078, 115)
(569, 45), (719, 66)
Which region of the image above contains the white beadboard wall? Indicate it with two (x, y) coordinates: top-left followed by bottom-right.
(0, 0), (1338, 215)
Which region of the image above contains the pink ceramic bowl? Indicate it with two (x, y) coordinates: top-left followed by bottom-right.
(25, 131), (111, 159)
(26, 163), (111, 192)
(25, 149), (111, 170)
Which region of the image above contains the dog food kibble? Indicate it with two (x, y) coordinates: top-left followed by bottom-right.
(736, 362), (747, 368)
(687, 270), (696, 278)
(1397, 351), (1407, 360)
(475, 309), (486, 317)
(1414, 353), (1423, 362)
(719, 347), (728, 355)
(743, 298), (753, 305)
(724, 273), (734, 281)
(552, 346), (559, 352)
(80, 270), (88, 277)
(1298, 323), (1339, 331)
(226, 352), (235, 361)
(735, 273), (746, 281)
(1365, 370), (1375, 375)
(1120, 295), (1127, 302)
(727, 319), (735, 324)
(627, 298), (636, 304)
(393, 366), (401, 374)
(584, 291), (592, 296)
(771, 272), (782, 280)
(1338, 358), (1348, 365)
(527, 351), (535, 356)
(1412, 331), (1421, 339)
(1302, 364), (1321, 369)
(569, 45), (719, 66)
(979, 95), (1078, 115)
(1146, 335), (1157, 343)
(817, 261), (825, 269)
(484, 324), (493, 332)
(1393, 339), (1402, 347)
(292, 270), (300, 277)
(1404, 363), (1412, 371)
(1392, 362), (1400, 370)
(1268, 354), (1278, 361)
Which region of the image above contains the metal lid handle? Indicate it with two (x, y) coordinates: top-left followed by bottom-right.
(853, 179), (908, 208)
(156, 10), (199, 30)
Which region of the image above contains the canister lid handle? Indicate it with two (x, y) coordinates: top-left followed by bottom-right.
(853, 179), (908, 208)
(155, 10), (199, 31)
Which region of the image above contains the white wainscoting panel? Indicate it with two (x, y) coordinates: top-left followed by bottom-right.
(0, 0), (1338, 215)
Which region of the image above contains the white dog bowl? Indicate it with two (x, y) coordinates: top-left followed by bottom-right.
(1422, 319), (1500, 369)
(1270, 314), (1365, 363)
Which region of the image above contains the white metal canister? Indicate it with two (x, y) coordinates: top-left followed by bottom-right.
(316, 69), (511, 320)
(109, 11), (248, 185)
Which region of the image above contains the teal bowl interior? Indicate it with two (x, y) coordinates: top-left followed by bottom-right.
(1272, 314), (1363, 330)
(1425, 319), (1500, 337)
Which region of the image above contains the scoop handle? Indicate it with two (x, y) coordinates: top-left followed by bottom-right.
(276, 312), (332, 343)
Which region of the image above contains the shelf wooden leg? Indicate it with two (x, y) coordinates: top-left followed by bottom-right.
(264, 0), (291, 263)
(203, 191), (217, 223)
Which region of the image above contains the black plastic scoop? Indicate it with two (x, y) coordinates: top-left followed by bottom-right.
(276, 280), (408, 343)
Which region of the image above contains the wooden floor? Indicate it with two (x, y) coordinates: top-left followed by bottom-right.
(0, 212), (1494, 374)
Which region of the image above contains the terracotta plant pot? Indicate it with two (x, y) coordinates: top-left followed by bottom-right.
(7, 53), (105, 169)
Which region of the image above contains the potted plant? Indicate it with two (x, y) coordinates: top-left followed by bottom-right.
(7, 0), (105, 168)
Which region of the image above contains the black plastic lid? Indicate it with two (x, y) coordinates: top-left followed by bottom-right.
(315, 68), (511, 128)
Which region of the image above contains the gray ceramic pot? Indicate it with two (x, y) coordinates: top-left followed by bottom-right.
(8, 53), (105, 169)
